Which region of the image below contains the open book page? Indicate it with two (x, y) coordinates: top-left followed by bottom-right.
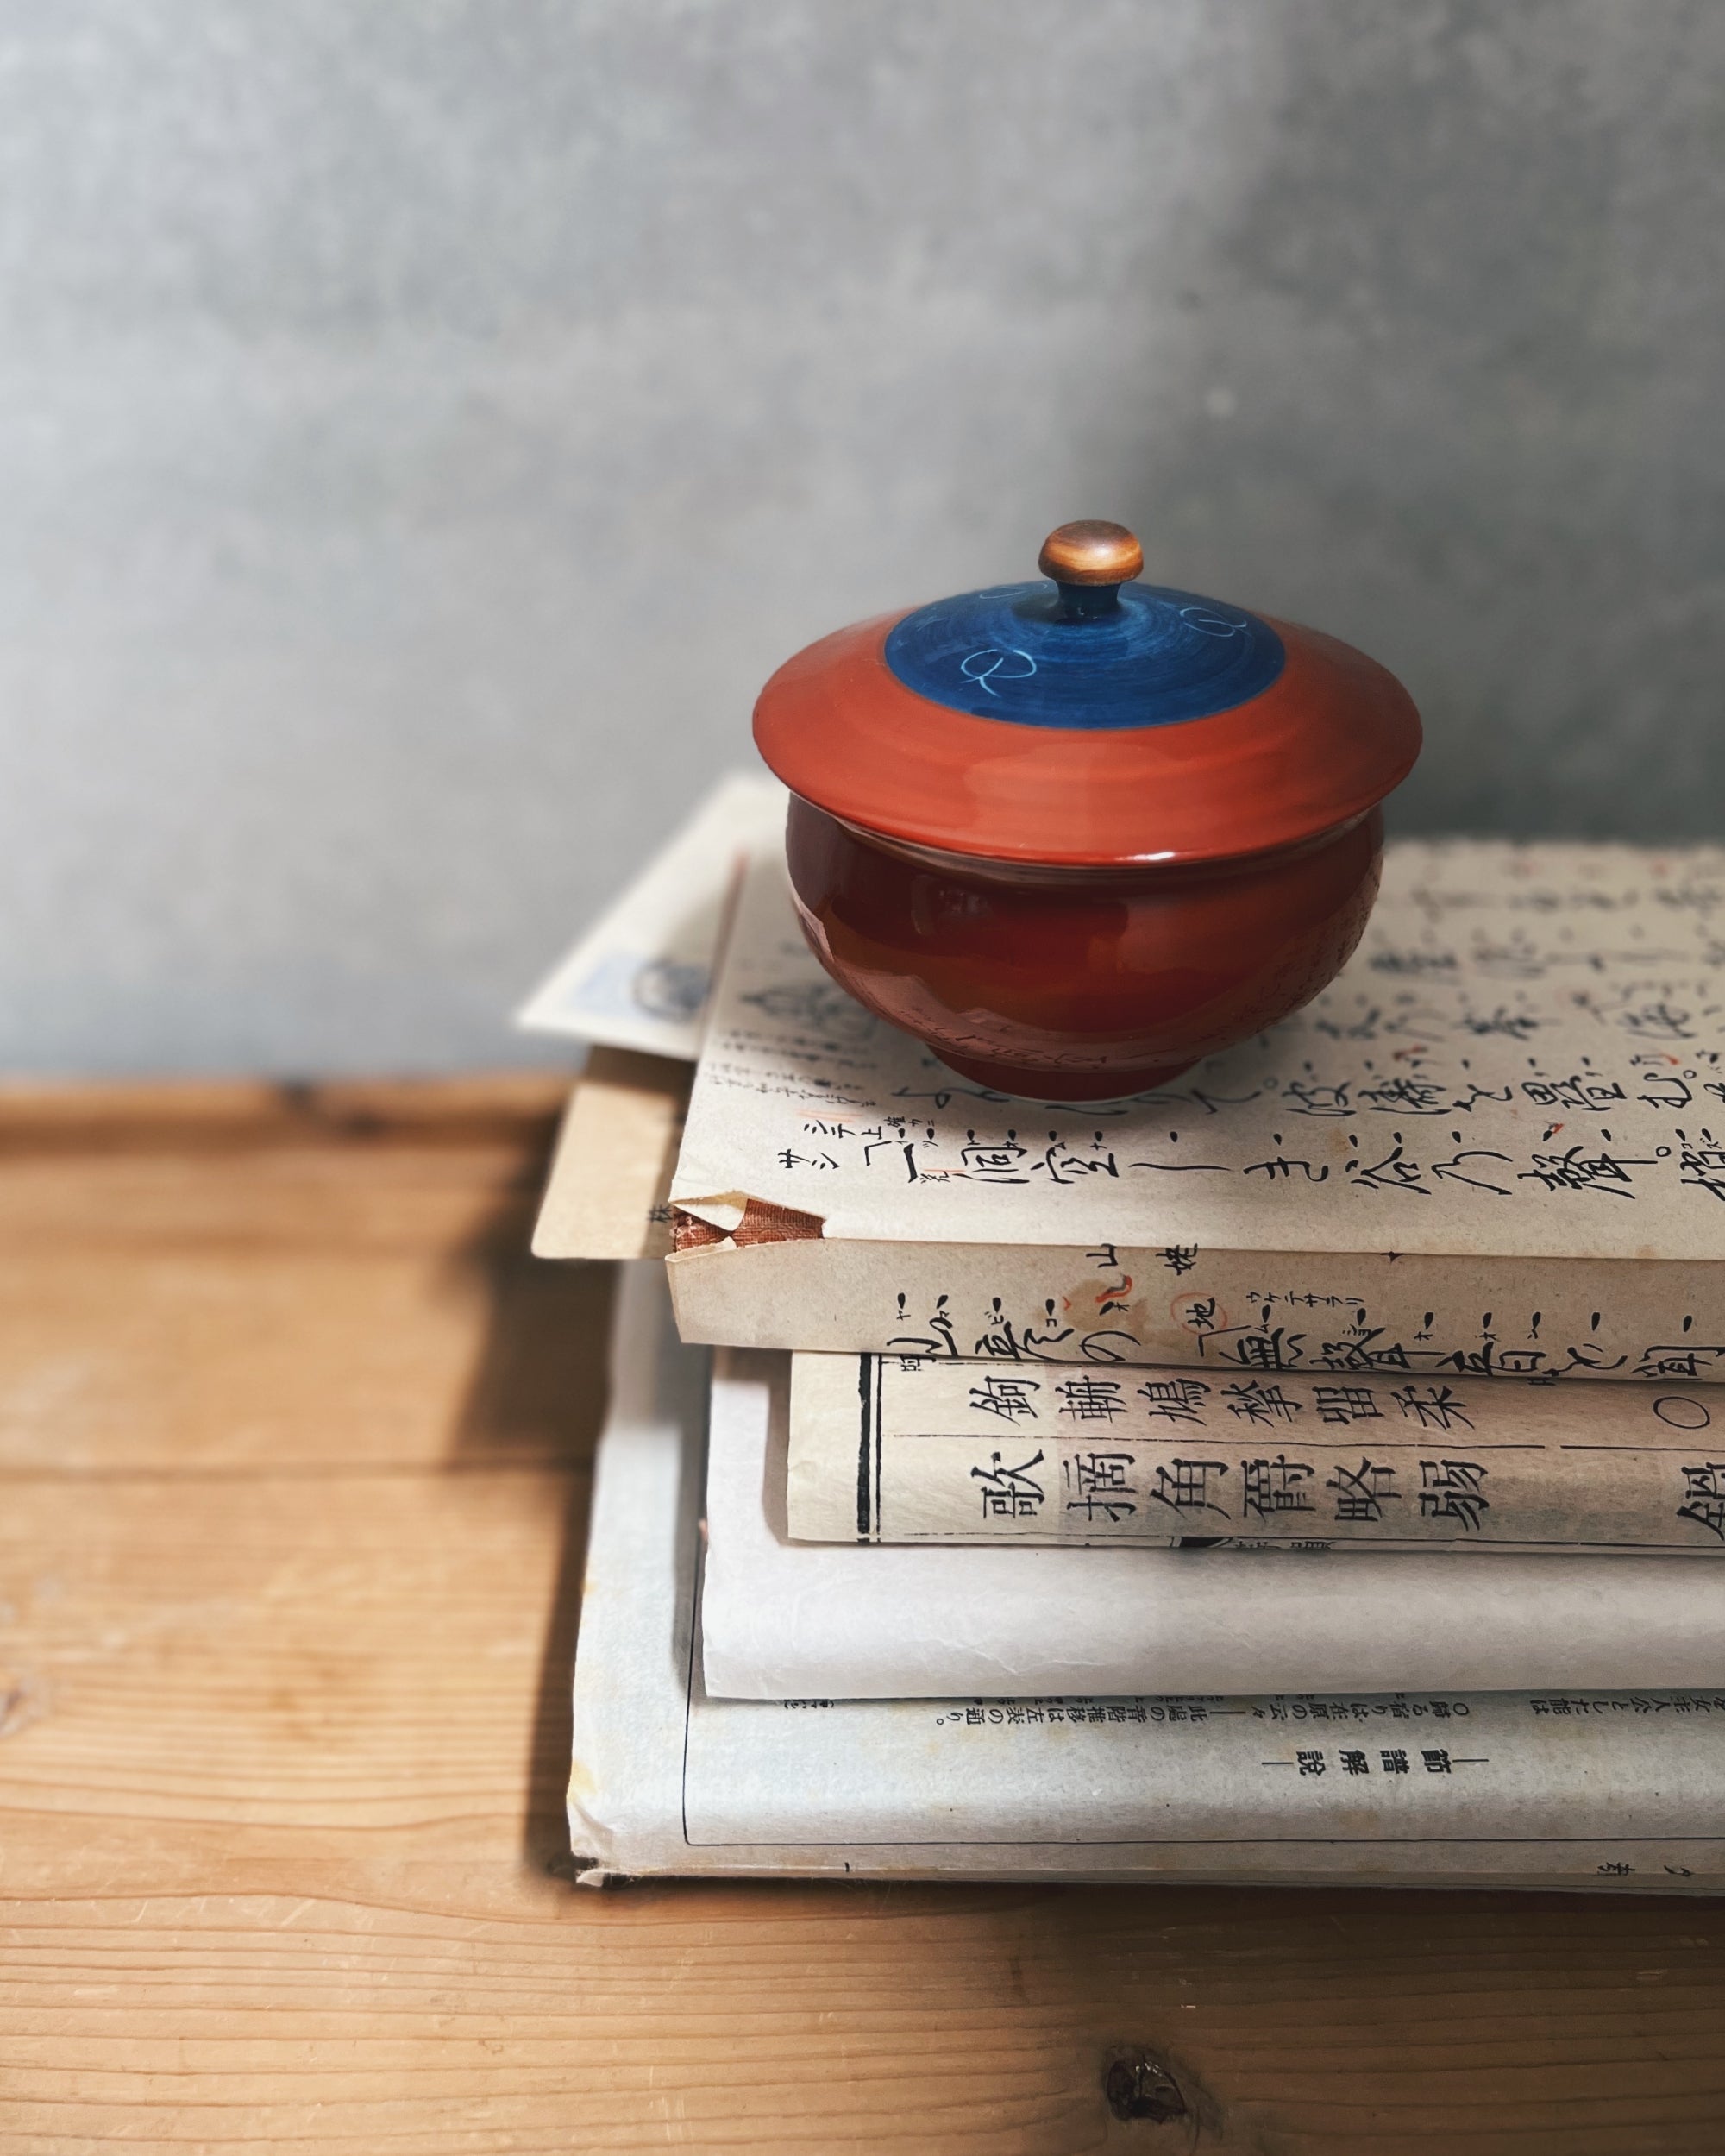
(788, 1349), (1725, 1551)
(517, 770), (785, 1058)
(671, 841), (1725, 1262)
(701, 1346), (1725, 1701)
(571, 1267), (1725, 1889)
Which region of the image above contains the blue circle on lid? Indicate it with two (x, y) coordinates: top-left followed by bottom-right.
(883, 579), (1284, 731)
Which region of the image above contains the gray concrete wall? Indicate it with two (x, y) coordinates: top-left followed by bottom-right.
(3, 0), (1722, 1073)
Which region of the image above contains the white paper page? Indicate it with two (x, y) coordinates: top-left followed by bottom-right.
(570, 1266), (1725, 1889)
(517, 770), (785, 1057)
(701, 1348), (1725, 1700)
(671, 842), (1725, 1260)
(568, 1263), (712, 1857)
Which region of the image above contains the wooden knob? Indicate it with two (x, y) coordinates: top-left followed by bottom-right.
(1038, 520), (1143, 587)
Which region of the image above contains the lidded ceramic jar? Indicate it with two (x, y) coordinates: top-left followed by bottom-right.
(753, 521), (1421, 1101)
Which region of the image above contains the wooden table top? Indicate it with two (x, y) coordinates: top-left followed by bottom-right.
(5, 1074), (1725, 2154)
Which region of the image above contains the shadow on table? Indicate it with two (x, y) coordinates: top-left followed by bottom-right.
(443, 1154), (615, 1874)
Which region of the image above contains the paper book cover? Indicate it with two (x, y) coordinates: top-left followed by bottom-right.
(569, 1265), (1725, 1889)
(787, 1347), (1725, 1552)
(666, 841), (1725, 1380)
(701, 1338), (1725, 1701)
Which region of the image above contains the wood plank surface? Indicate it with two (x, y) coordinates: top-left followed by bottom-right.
(4, 1076), (1725, 2153)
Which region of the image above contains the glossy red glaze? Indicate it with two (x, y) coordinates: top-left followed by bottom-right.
(756, 610), (1421, 868)
(787, 795), (1385, 1100)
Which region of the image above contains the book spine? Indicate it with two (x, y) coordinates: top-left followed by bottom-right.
(787, 1351), (1725, 1552)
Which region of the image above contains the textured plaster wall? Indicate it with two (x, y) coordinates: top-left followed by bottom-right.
(2, 0), (1722, 1072)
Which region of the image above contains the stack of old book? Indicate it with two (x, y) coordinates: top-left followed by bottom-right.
(525, 775), (1725, 1891)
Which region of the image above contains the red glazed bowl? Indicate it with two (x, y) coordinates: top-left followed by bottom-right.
(786, 797), (1384, 1101)
(756, 522), (1420, 1101)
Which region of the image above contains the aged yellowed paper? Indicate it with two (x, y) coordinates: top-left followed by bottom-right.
(571, 1269), (1725, 1887)
(669, 843), (1725, 1376)
(788, 1348), (1725, 1550)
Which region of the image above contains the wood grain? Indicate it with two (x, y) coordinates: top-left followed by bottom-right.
(5, 1075), (1725, 2153)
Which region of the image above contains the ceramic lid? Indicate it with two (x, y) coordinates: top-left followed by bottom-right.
(753, 520), (1421, 867)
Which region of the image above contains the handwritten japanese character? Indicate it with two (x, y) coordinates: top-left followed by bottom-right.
(1223, 1381), (1305, 1427)
(968, 1373), (1042, 1423)
(1241, 1454), (1317, 1519)
(970, 1449), (1046, 1521)
(1314, 1385), (1383, 1425)
(1519, 1144), (1660, 1198)
(1636, 1342), (1725, 1382)
(1282, 1078), (1354, 1116)
(1345, 1133), (1430, 1193)
(1418, 1458), (1490, 1531)
(1358, 1076), (1450, 1115)
(1145, 1457), (1231, 1518)
(1245, 1141), (1329, 1182)
(888, 1292), (958, 1361)
(1392, 1384), (1475, 1433)
(1677, 1462), (1725, 1541)
(1617, 999), (1700, 1041)
(1212, 1326), (1308, 1373)
(1138, 1375), (1210, 1425)
(1677, 1128), (1725, 1204)
(1328, 1457), (1399, 1523)
(1032, 1132), (1119, 1183)
(1432, 1146), (1515, 1196)
(1063, 1451), (1136, 1522)
(959, 1129), (1029, 1183)
(1056, 1375), (1126, 1423)
(1455, 1005), (1542, 1040)
(1520, 1072), (1627, 1111)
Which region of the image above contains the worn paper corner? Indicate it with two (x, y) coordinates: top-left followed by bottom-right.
(531, 1046), (692, 1263)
